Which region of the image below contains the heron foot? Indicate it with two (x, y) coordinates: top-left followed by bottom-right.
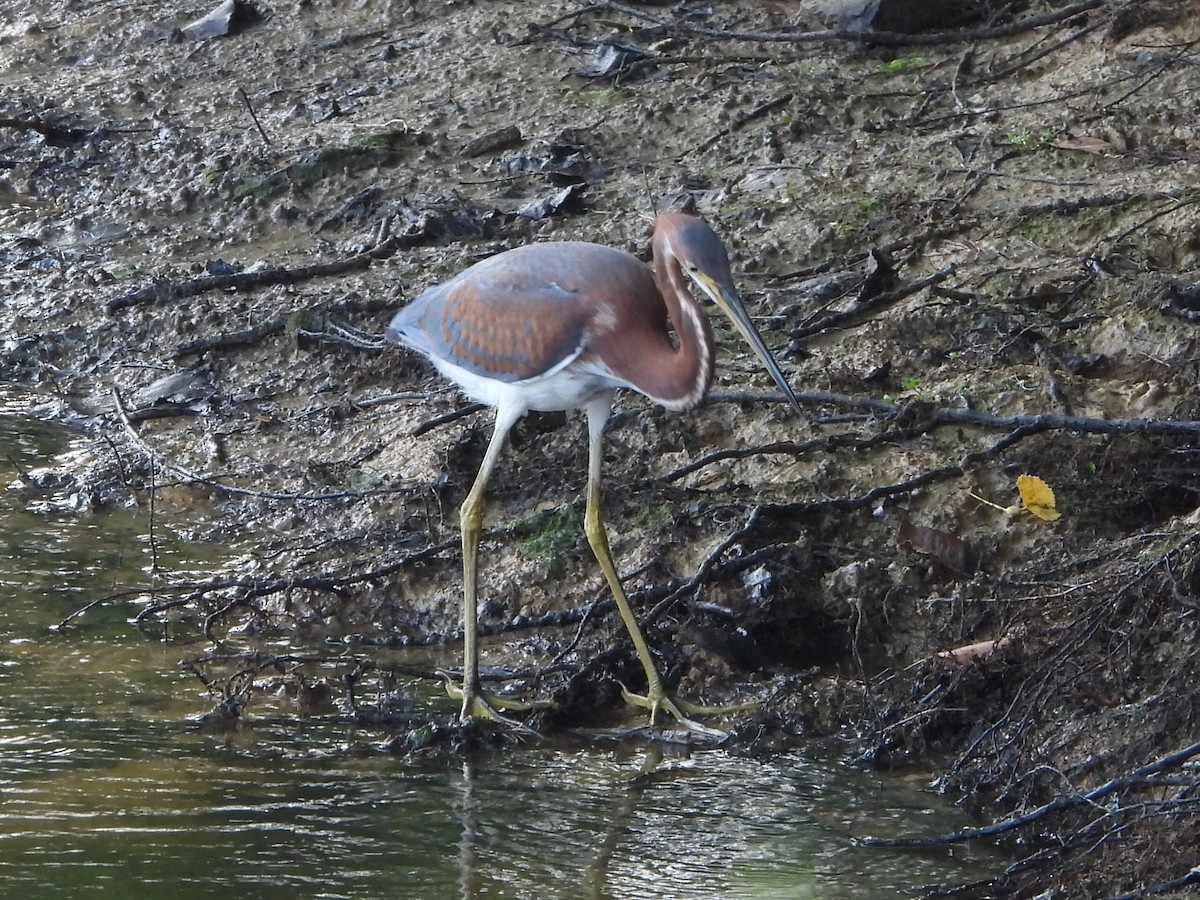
(620, 684), (757, 738)
(443, 675), (556, 730)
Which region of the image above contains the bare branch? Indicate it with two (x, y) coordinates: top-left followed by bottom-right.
(110, 386), (409, 502)
(597, 0), (1106, 47)
(863, 738), (1200, 847)
(106, 232), (416, 313)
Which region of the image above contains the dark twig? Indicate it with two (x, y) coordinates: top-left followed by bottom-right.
(642, 506), (766, 627)
(862, 738), (1200, 847)
(664, 434), (865, 484)
(768, 222), (980, 287)
(1010, 189), (1179, 223)
(1109, 866), (1200, 900)
(1096, 34), (1200, 115)
(354, 390), (440, 409)
(411, 403), (487, 437)
(176, 316), (286, 356)
(791, 266), (956, 340)
(666, 403), (1200, 484)
(932, 407), (1200, 439)
(0, 114), (87, 144)
(132, 538), (459, 634)
(683, 92), (793, 159)
(943, 166), (1094, 188)
(548, 599), (608, 666)
(55, 594), (122, 631)
(907, 58), (1154, 131)
(983, 22), (1104, 83)
(106, 232), (416, 313)
(597, 0), (1105, 48)
(237, 87), (272, 146)
(111, 386), (408, 502)
(707, 389), (896, 416)
(1097, 194), (1200, 256)
(297, 321), (389, 350)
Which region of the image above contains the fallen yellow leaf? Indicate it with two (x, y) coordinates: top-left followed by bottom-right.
(1017, 474), (1061, 521)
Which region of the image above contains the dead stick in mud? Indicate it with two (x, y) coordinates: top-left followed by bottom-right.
(0, 115), (87, 143)
(110, 386), (404, 502)
(132, 538), (459, 628)
(411, 403), (487, 437)
(931, 407), (1200, 439)
(765, 221), (978, 285)
(552, 543), (789, 700)
(237, 86), (272, 146)
(105, 232), (414, 313)
(1110, 867), (1200, 900)
(175, 316), (287, 356)
(907, 61), (1151, 131)
(1097, 194), (1200, 256)
(791, 267), (956, 340)
(816, 425), (1041, 511)
(707, 389), (896, 416)
(665, 404), (1200, 483)
(108, 262), (353, 313)
(509, 538), (786, 660)
(861, 737), (1200, 848)
(598, 0), (1105, 47)
(683, 92), (793, 159)
(670, 423), (1046, 522)
(1096, 34), (1200, 116)
(944, 166), (1094, 188)
(175, 304), (390, 357)
(55, 594), (122, 631)
(663, 431), (887, 484)
(186, 651), (444, 690)
(642, 506), (765, 628)
(1011, 189), (1180, 222)
(983, 21), (1104, 84)
(941, 531), (1200, 791)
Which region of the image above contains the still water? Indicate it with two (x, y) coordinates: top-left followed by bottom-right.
(0, 391), (999, 898)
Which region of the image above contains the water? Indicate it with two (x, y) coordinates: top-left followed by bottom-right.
(0, 390), (1000, 898)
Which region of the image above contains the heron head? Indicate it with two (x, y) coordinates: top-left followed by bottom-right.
(655, 213), (802, 416)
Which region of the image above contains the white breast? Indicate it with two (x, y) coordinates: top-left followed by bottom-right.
(429, 355), (633, 414)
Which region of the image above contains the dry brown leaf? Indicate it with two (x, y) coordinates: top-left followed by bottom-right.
(936, 635), (1015, 668)
(897, 518), (974, 574)
(1050, 135), (1114, 155)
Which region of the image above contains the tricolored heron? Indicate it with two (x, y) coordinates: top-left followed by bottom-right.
(387, 212), (800, 730)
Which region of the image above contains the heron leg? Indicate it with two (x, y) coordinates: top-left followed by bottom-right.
(581, 398), (726, 736)
(452, 402), (552, 725)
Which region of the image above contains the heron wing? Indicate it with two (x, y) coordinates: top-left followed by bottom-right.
(388, 243), (645, 383)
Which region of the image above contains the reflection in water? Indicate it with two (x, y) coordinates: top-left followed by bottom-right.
(0, 394), (1002, 898)
(458, 760), (483, 900)
(443, 744), (997, 899)
(582, 745), (661, 899)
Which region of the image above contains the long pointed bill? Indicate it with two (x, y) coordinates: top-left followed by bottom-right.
(694, 274), (803, 415)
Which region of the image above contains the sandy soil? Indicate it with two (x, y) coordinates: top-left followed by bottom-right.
(3, 1), (1200, 895)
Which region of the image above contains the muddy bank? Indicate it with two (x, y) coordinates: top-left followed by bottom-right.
(3, 1), (1200, 895)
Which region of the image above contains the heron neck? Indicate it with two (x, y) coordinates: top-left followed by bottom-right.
(650, 248), (715, 411)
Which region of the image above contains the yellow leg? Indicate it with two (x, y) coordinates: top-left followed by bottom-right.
(582, 397), (728, 736)
(452, 402), (552, 724)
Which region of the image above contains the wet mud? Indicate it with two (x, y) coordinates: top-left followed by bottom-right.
(3, 1), (1200, 895)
